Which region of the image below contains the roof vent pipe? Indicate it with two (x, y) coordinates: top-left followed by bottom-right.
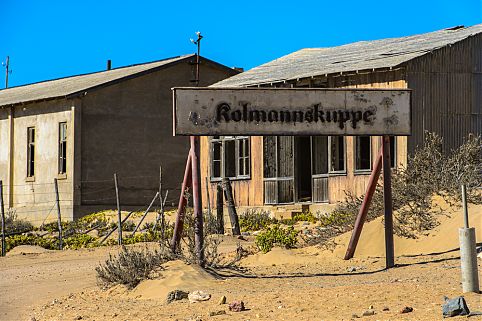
(107, 60), (112, 70)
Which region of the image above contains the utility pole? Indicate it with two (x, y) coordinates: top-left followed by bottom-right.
(2, 56), (11, 88)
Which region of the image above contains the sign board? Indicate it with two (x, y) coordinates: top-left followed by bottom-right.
(173, 88), (411, 136)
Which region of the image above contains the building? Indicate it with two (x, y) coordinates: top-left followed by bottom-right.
(200, 24), (482, 216)
(0, 54), (238, 221)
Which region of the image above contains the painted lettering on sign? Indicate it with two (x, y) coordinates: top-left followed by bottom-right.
(173, 88), (411, 136)
(215, 103), (375, 129)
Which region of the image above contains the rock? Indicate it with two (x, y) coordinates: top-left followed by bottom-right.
(368, 305), (374, 309)
(208, 310), (226, 316)
(351, 314), (360, 318)
(166, 290), (189, 304)
(229, 301), (246, 312)
(73, 316), (83, 320)
(237, 235), (247, 241)
(188, 291), (211, 303)
(362, 310), (375, 316)
(382, 306), (390, 311)
(400, 306), (413, 314)
(241, 232), (250, 236)
(442, 296), (470, 317)
(218, 296), (227, 305)
(29, 317), (37, 321)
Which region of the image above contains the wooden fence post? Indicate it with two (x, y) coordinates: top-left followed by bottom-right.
(54, 178), (63, 250)
(114, 173), (122, 245)
(0, 181), (6, 256)
(222, 178), (240, 235)
(216, 183), (224, 234)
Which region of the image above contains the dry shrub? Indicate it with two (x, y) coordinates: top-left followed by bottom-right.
(95, 245), (172, 289)
(179, 208), (222, 267)
(319, 133), (482, 241)
(4, 209), (34, 235)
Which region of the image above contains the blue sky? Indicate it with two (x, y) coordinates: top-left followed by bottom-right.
(1, 0), (481, 88)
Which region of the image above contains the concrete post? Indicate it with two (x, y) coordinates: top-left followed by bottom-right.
(459, 227), (480, 293)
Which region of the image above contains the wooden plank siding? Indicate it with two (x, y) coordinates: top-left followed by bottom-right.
(405, 33), (482, 154)
(200, 136), (264, 209)
(200, 69), (409, 208)
(325, 70), (408, 203)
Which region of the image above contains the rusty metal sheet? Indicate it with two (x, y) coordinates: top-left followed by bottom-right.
(173, 88), (411, 136)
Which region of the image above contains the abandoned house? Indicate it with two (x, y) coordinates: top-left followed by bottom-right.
(0, 54), (238, 221)
(201, 24), (482, 216)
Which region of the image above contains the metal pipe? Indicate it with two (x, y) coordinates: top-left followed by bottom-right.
(170, 153), (192, 252)
(344, 147), (383, 260)
(462, 184), (469, 228)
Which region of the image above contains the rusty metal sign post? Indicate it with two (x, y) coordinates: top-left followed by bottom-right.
(172, 87), (411, 269)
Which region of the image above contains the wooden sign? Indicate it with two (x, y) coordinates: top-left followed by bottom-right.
(173, 88), (411, 136)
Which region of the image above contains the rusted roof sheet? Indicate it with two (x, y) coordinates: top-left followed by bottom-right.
(213, 24), (482, 87)
(0, 55), (195, 107)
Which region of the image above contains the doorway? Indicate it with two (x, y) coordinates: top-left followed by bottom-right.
(295, 136), (312, 202)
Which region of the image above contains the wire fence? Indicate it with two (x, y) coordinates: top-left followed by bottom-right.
(0, 172), (178, 256)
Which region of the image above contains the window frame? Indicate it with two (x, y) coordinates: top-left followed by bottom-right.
(328, 136), (347, 175)
(58, 122), (67, 176)
(210, 136), (251, 181)
(354, 135), (372, 174)
(26, 127), (35, 179)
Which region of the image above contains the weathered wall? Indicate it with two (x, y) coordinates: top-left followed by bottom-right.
(328, 70), (408, 202)
(406, 33), (482, 154)
(80, 60), (237, 210)
(200, 70), (408, 209)
(3, 99), (76, 222)
(0, 108), (11, 203)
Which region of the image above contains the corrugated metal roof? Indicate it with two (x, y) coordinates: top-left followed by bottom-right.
(0, 54), (195, 107)
(213, 24), (482, 87)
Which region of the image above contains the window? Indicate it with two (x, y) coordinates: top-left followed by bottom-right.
(355, 136), (371, 171)
(329, 136), (345, 173)
(389, 136), (396, 168)
(211, 136), (250, 180)
(27, 127), (35, 177)
(59, 122), (67, 174)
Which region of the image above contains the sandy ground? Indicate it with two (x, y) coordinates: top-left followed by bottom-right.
(0, 202), (481, 321)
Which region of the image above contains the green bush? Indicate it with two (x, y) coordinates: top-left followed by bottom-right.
(239, 209), (275, 232)
(280, 210), (318, 225)
(64, 234), (99, 249)
(255, 224), (299, 253)
(4, 234), (59, 252)
(122, 220), (136, 232)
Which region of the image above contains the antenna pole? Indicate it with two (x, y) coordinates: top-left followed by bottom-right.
(4, 56), (9, 89)
(192, 32), (203, 86)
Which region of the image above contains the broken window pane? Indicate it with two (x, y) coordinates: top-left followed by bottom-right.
(355, 136), (371, 171)
(27, 127), (35, 177)
(59, 122), (67, 174)
(330, 136), (345, 172)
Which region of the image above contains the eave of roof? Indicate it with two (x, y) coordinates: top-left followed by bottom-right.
(0, 54), (237, 108)
(213, 24), (482, 88)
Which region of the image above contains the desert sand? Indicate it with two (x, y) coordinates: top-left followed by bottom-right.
(0, 202), (480, 321)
